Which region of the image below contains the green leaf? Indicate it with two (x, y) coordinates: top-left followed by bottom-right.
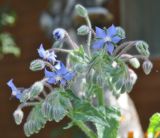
(147, 113), (160, 136)
(71, 101), (107, 126)
(41, 89), (72, 122)
(71, 99), (120, 138)
(69, 45), (88, 64)
(24, 103), (47, 137)
(95, 107), (121, 138)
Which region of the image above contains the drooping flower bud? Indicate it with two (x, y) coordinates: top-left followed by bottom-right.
(142, 60), (153, 75)
(75, 4), (88, 18)
(53, 28), (66, 41)
(129, 57), (140, 69)
(120, 54), (140, 69)
(77, 25), (90, 35)
(136, 41), (150, 57)
(30, 81), (44, 98)
(13, 109), (24, 125)
(30, 59), (45, 71)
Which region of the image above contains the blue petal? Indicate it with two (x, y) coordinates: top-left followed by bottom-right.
(7, 79), (17, 92)
(57, 62), (68, 75)
(7, 79), (21, 100)
(106, 43), (115, 54)
(48, 77), (56, 84)
(92, 40), (104, 49)
(47, 52), (57, 63)
(95, 27), (106, 38)
(44, 68), (57, 84)
(107, 25), (117, 37)
(64, 72), (75, 81)
(112, 36), (122, 43)
(44, 68), (55, 78)
(15, 92), (22, 100)
(60, 79), (66, 86)
(37, 44), (46, 58)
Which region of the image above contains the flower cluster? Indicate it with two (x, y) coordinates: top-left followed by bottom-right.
(6, 4), (154, 138)
(37, 44), (75, 86)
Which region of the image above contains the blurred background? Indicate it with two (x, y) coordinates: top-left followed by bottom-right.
(0, 0), (160, 137)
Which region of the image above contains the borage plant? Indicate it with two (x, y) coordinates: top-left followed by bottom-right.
(7, 4), (153, 138)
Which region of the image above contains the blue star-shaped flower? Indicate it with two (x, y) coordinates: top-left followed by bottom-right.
(45, 62), (75, 86)
(37, 44), (57, 63)
(92, 25), (122, 54)
(7, 79), (22, 100)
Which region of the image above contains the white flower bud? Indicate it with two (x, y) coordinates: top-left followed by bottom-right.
(30, 59), (45, 71)
(120, 54), (140, 69)
(129, 57), (140, 69)
(77, 25), (90, 35)
(53, 28), (66, 41)
(75, 4), (88, 18)
(13, 109), (24, 125)
(142, 60), (153, 75)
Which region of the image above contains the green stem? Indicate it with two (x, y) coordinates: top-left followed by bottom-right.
(53, 48), (72, 53)
(85, 16), (92, 57)
(97, 87), (105, 106)
(17, 102), (39, 110)
(75, 121), (97, 138)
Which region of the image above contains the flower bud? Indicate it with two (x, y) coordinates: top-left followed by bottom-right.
(13, 109), (24, 125)
(142, 60), (153, 75)
(77, 25), (90, 35)
(120, 54), (140, 69)
(53, 28), (66, 41)
(30, 81), (44, 98)
(30, 59), (45, 71)
(75, 4), (88, 18)
(116, 27), (126, 39)
(136, 41), (150, 57)
(129, 57), (140, 69)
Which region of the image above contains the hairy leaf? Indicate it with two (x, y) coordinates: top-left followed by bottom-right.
(42, 89), (72, 122)
(24, 103), (47, 137)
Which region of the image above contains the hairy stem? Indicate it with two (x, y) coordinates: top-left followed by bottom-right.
(17, 102), (39, 110)
(85, 16), (92, 57)
(43, 82), (54, 92)
(113, 41), (137, 56)
(42, 90), (47, 97)
(53, 48), (72, 53)
(75, 121), (97, 138)
(65, 33), (79, 49)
